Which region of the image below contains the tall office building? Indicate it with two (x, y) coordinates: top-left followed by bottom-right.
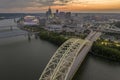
(46, 6), (52, 19)
(56, 9), (59, 14)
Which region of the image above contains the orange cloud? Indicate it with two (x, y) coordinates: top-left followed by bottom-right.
(51, 0), (120, 11)
(4, 0), (119, 13)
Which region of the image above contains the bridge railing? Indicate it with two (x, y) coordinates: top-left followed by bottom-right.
(39, 38), (89, 80)
(39, 38), (77, 80)
(51, 39), (88, 80)
(39, 31), (102, 80)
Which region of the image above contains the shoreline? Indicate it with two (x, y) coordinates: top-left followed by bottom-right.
(21, 26), (120, 63)
(90, 52), (120, 63)
(40, 34), (120, 63)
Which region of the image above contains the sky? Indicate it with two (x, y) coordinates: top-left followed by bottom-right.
(0, 0), (120, 13)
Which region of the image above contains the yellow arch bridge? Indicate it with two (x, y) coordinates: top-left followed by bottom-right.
(39, 32), (101, 80)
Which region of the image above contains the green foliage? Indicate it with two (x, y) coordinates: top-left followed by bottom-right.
(38, 30), (68, 46)
(91, 41), (120, 62)
(22, 26), (41, 32)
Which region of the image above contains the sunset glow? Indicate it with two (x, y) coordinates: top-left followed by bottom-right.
(0, 0), (120, 13)
(25, 0), (120, 12)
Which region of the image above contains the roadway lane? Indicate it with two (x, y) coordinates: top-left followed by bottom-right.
(66, 42), (92, 80)
(66, 32), (102, 80)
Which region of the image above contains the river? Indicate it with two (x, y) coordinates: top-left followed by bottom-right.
(0, 18), (58, 80)
(0, 18), (120, 80)
(73, 55), (120, 80)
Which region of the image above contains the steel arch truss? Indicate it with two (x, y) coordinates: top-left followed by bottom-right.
(39, 38), (88, 80)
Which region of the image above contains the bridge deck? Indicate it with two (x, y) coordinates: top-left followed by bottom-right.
(39, 38), (89, 80)
(39, 31), (101, 80)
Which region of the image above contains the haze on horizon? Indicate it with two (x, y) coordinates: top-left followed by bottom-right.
(0, 0), (120, 13)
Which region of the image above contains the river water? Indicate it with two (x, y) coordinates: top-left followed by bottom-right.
(0, 19), (58, 80)
(0, 18), (120, 80)
(73, 55), (120, 80)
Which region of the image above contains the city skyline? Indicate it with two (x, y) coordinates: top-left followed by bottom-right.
(0, 0), (120, 13)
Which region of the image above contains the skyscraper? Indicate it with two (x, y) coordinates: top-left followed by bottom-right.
(56, 9), (59, 14)
(48, 6), (52, 15)
(46, 6), (52, 19)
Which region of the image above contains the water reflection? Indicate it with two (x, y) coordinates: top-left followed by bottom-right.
(0, 18), (58, 80)
(0, 36), (58, 80)
(73, 54), (120, 80)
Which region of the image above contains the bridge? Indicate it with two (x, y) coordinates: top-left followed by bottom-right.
(39, 31), (101, 80)
(0, 24), (39, 39)
(0, 25), (19, 31)
(0, 29), (29, 39)
(0, 19), (38, 39)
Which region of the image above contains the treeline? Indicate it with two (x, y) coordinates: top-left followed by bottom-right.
(38, 29), (68, 46)
(21, 26), (40, 32)
(91, 41), (120, 62)
(31, 26), (120, 62)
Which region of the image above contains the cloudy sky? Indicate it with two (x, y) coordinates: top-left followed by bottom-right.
(0, 0), (120, 13)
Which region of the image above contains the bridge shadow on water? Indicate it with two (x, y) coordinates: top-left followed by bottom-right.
(72, 53), (90, 80)
(72, 53), (120, 80)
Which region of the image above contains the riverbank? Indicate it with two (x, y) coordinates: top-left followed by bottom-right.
(91, 40), (120, 62)
(39, 30), (120, 62)
(38, 29), (68, 46)
(21, 26), (120, 62)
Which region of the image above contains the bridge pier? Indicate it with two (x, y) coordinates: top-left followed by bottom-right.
(28, 33), (31, 41)
(10, 26), (13, 31)
(35, 33), (38, 39)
